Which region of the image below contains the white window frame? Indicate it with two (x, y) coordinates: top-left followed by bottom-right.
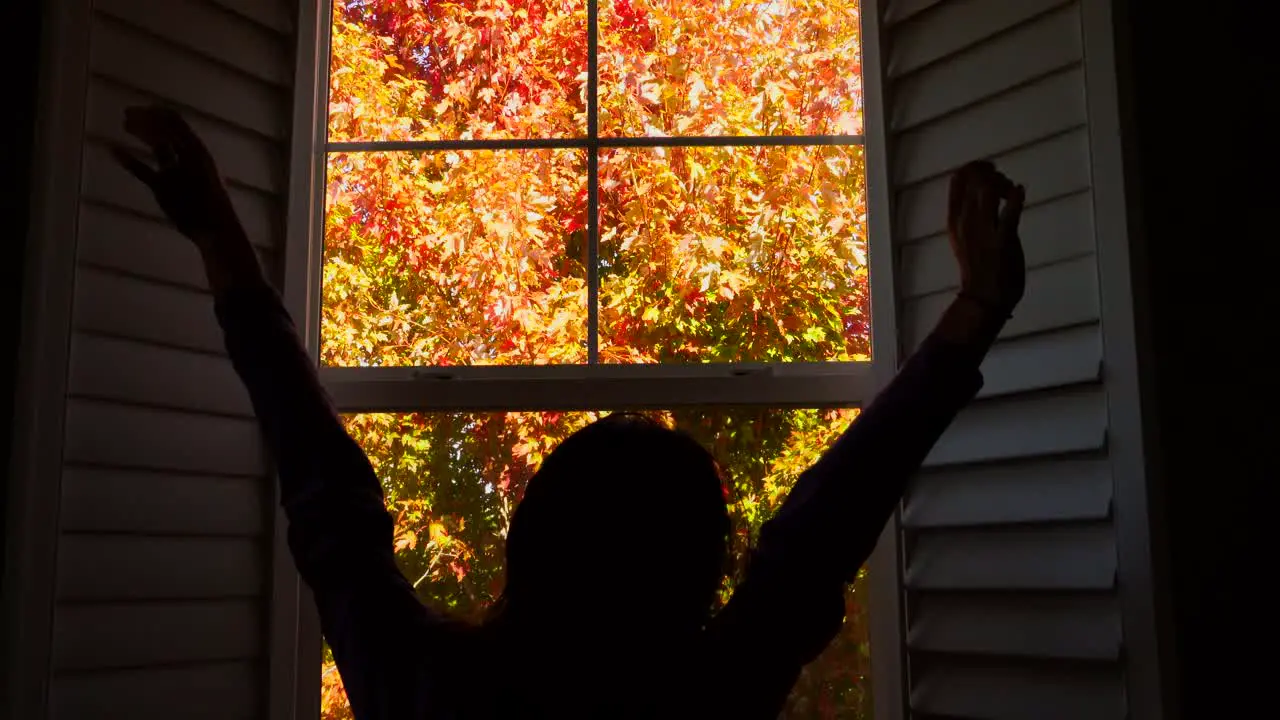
(274, 1), (905, 718)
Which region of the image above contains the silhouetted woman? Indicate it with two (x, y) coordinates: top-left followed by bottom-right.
(114, 105), (1027, 719)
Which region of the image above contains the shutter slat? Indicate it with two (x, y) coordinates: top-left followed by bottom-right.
(906, 254), (1099, 350)
(906, 524), (1117, 590)
(891, 4), (1082, 130)
(905, 455), (1111, 528)
(60, 466), (265, 537)
(79, 204), (209, 288)
(902, 190), (1095, 299)
(893, 67), (1087, 186)
(77, 204), (276, 292)
(208, 0), (293, 34)
(52, 600), (262, 670)
(50, 661), (260, 720)
(89, 15), (287, 138)
(81, 141), (279, 251)
(95, 0), (290, 86)
(73, 268), (225, 355)
(69, 334), (253, 417)
(977, 324), (1102, 399)
(910, 593), (1122, 659)
(85, 78), (284, 194)
(911, 661), (1127, 720)
(925, 385), (1106, 468)
(882, 0), (945, 27)
(63, 399), (264, 477)
(888, 0), (1074, 77)
(896, 128), (1093, 242)
(56, 536), (264, 600)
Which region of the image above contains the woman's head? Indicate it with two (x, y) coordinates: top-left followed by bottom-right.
(495, 413), (730, 645)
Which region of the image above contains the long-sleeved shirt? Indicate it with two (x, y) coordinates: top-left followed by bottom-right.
(214, 279), (985, 719)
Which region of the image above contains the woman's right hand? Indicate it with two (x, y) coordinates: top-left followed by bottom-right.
(111, 105), (248, 252)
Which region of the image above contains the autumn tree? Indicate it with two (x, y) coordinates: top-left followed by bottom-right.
(321, 0), (871, 717)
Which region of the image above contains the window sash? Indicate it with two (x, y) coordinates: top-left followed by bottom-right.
(323, 362), (873, 413)
(315, 0), (870, 370)
(318, 131), (871, 373)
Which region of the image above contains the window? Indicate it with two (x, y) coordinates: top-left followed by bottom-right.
(296, 0), (888, 717)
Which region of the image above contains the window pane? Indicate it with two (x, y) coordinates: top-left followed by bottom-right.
(322, 150), (589, 366)
(598, 0), (864, 137)
(328, 0), (587, 142)
(599, 145), (870, 363)
(320, 408), (870, 719)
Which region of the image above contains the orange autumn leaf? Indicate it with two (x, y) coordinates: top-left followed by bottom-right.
(428, 522), (448, 543)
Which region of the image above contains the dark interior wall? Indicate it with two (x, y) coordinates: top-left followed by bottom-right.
(1115, 1), (1277, 716)
(1, 0), (43, 583)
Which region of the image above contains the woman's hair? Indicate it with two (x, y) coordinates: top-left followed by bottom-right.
(490, 413), (731, 634)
